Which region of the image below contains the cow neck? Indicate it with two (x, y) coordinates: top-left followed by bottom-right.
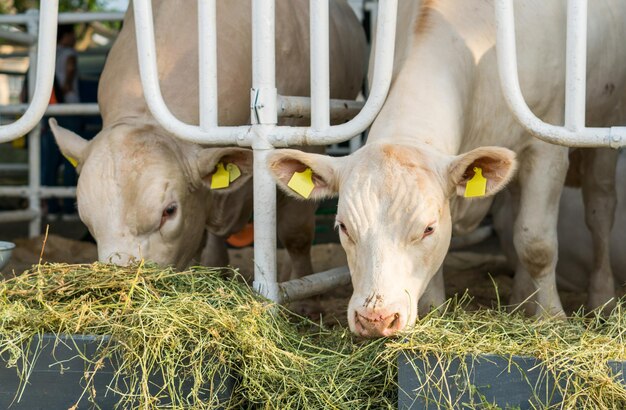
(368, 8), (475, 157)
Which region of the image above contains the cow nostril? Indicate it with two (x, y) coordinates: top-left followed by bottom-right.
(388, 313), (400, 330)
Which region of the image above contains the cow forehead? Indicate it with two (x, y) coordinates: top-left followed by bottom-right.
(342, 143), (445, 196)
(337, 145), (447, 235)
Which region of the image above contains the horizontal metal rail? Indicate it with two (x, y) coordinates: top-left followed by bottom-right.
(495, 0), (626, 148)
(0, 11), (124, 25)
(0, 186), (76, 198)
(279, 266), (351, 303)
(278, 95), (363, 122)
(0, 103), (100, 116)
(0, 209), (38, 223)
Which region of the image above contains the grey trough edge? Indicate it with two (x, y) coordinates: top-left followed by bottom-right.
(398, 351), (626, 409)
(0, 333), (236, 409)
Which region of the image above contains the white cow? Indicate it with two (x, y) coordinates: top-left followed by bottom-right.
(268, 0), (626, 337)
(50, 1), (366, 272)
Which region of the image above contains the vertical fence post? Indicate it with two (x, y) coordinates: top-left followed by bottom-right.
(26, 9), (41, 237)
(310, 0), (330, 131)
(251, 0), (279, 302)
(198, 0), (218, 129)
(564, 0), (587, 132)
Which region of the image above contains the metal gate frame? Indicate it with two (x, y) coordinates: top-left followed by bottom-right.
(0, 0), (399, 303)
(495, 0), (626, 148)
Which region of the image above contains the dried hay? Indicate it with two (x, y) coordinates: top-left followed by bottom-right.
(1, 263), (626, 409)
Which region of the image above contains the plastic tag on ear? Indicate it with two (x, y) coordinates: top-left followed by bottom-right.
(464, 167), (487, 198)
(64, 154), (78, 168)
(227, 163), (241, 182)
(287, 168), (315, 199)
(210, 162), (230, 189)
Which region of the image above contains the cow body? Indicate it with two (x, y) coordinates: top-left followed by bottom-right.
(52, 0), (366, 271)
(269, 0), (626, 336)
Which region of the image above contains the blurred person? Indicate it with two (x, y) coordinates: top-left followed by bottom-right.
(40, 24), (83, 220)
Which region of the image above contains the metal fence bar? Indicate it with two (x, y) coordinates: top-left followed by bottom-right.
(250, 0), (280, 301)
(0, 186), (76, 197)
(271, 0), (397, 146)
(133, 0), (398, 148)
(310, 0), (330, 131)
(0, 103), (100, 116)
(198, 0), (218, 129)
(564, 0), (587, 133)
(0, 11), (124, 24)
(279, 266), (351, 303)
(495, 0), (626, 148)
(0, 7), (124, 232)
(0, 6), (58, 144)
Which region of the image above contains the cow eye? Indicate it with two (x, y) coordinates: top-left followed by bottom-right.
(160, 203), (178, 228)
(423, 225), (435, 238)
(336, 221), (350, 238)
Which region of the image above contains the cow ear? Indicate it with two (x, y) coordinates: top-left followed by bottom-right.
(448, 146), (517, 197)
(49, 118), (88, 169)
(197, 148), (253, 193)
(267, 149), (341, 200)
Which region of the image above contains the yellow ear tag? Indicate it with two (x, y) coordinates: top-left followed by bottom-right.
(210, 162), (230, 189)
(64, 154), (78, 168)
(464, 167), (487, 198)
(287, 168), (315, 199)
(227, 163), (241, 182)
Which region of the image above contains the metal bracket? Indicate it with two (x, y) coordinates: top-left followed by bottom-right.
(250, 87), (278, 126)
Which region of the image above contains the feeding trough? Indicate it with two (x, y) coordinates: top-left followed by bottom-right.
(0, 241), (15, 271)
(0, 334), (235, 409)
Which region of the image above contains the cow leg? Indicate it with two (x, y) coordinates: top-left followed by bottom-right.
(504, 184), (539, 315)
(512, 143), (568, 318)
(277, 192), (316, 281)
(581, 148), (618, 312)
(418, 266), (445, 315)
(200, 231), (230, 267)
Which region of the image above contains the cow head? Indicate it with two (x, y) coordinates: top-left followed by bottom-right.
(268, 142), (516, 337)
(50, 118), (252, 269)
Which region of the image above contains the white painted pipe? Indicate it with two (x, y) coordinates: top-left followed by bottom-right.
(0, 186), (76, 198)
(252, 145), (279, 302)
(198, 0), (218, 130)
(0, 11), (122, 24)
(0, 209), (39, 223)
(0, 5), (58, 144)
(250, 0), (279, 302)
(279, 266), (351, 303)
(271, 0), (398, 146)
(0, 103), (100, 116)
(277, 95), (363, 121)
(310, 0), (330, 131)
(0, 28), (36, 45)
(132, 0), (251, 145)
(26, 12), (42, 237)
(564, 0), (587, 132)
(495, 0), (626, 148)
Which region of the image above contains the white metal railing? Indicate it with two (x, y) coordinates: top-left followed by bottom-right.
(0, 1), (396, 303)
(495, 0), (626, 148)
(0, 8), (125, 236)
(132, 0), (397, 302)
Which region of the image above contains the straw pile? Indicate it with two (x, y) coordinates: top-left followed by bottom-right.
(1, 263), (626, 409)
